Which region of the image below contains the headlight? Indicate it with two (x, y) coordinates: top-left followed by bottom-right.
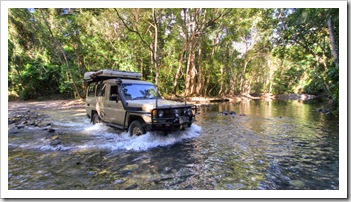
(158, 110), (164, 118)
(187, 108), (192, 116)
(174, 109), (180, 117)
(152, 110), (157, 118)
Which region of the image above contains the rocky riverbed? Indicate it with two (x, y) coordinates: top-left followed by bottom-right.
(8, 99), (85, 122)
(8, 99), (86, 147)
(7, 98), (339, 191)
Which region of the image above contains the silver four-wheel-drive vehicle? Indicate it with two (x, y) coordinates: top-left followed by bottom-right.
(84, 69), (196, 136)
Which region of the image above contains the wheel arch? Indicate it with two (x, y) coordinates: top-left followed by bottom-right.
(90, 110), (97, 123)
(127, 114), (145, 128)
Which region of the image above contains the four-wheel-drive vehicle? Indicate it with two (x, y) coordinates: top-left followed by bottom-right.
(84, 69), (196, 136)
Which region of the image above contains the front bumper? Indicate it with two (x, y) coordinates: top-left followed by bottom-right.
(146, 106), (197, 132)
(145, 116), (195, 131)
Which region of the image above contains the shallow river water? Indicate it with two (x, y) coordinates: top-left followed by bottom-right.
(8, 99), (339, 190)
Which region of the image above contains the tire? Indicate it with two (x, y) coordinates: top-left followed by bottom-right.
(129, 120), (146, 136)
(92, 112), (101, 124)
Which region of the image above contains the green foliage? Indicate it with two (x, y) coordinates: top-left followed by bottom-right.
(271, 8), (338, 106)
(10, 61), (61, 100)
(7, 7), (338, 109)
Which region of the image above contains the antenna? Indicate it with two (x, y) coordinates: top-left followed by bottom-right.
(155, 85), (159, 108)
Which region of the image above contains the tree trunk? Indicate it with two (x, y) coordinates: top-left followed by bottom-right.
(152, 8), (159, 87)
(115, 8), (159, 85)
(172, 43), (187, 95)
(229, 67), (235, 96)
(184, 41), (193, 96)
(185, 21), (196, 96)
(12, 45), (23, 85)
(74, 45), (86, 75)
(195, 45), (203, 96)
(314, 54), (331, 94)
(172, 9), (189, 96)
(189, 43), (197, 95)
(149, 50), (153, 78)
(224, 45), (230, 95)
(39, 9), (82, 99)
(140, 58), (145, 80)
(239, 60), (249, 94)
(327, 16), (338, 66)
(218, 65), (225, 96)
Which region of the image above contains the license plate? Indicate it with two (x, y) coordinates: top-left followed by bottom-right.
(179, 116), (189, 124)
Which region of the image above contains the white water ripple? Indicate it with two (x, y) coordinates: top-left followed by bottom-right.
(9, 114), (202, 152)
(80, 123), (202, 151)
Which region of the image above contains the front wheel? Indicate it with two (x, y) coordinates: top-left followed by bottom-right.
(92, 112), (101, 124)
(129, 120), (146, 136)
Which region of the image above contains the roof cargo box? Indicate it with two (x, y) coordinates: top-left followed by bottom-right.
(84, 69), (141, 83)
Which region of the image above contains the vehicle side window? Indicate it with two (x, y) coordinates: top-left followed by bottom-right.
(87, 85), (95, 97)
(109, 85), (118, 101)
(96, 84), (106, 97)
(96, 84), (102, 96)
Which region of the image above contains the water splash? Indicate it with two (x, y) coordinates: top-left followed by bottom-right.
(80, 123), (202, 151)
(9, 123), (202, 152)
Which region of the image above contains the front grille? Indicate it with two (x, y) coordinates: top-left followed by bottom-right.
(154, 107), (190, 119)
(162, 109), (173, 118)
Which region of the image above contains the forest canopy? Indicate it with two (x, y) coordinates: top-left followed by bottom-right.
(8, 8), (339, 107)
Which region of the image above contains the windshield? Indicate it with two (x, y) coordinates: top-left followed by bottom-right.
(122, 84), (161, 100)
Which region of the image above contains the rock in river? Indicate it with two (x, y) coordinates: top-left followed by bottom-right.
(289, 180), (305, 188)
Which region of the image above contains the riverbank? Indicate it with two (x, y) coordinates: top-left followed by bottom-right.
(8, 93), (322, 113)
(166, 93), (320, 104)
(166, 94), (336, 116)
(8, 99), (85, 112)
(8, 99), (86, 126)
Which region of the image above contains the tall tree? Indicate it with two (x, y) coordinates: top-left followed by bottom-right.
(7, 8), (339, 108)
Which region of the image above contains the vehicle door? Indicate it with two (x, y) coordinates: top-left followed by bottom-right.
(104, 84), (126, 126)
(96, 83), (108, 121)
(85, 83), (96, 117)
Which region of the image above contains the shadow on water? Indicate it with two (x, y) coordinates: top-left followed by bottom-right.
(8, 99), (338, 190)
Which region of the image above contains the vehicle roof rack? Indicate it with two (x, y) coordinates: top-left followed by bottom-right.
(84, 69), (141, 84)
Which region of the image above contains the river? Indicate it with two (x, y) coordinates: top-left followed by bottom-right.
(8, 99), (339, 190)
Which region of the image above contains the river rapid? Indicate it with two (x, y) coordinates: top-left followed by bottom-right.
(8, 99), (339, 191)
